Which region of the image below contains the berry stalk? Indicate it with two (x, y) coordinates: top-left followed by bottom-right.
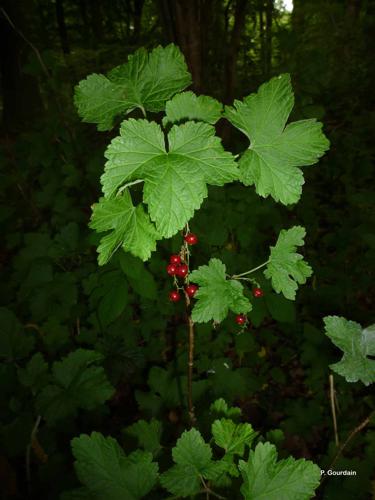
(183, 224), (196, 426)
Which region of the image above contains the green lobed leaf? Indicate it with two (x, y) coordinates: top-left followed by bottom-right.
(190, 258), (252, 323)
(18, 353), (50, 394)
(0, 307), (35, 360)
(124, 419), (162, 455)
(160, 428), (212, 497)
(71, 432), (158, 500)
(37, 349), (114, 424)
(101, 119), (238, 237)
(90, 191), (160, 264)
(163, 91), (222, 126)
(210, 398), (242, 418)
(264, 226), (312, 300)
(212, 418), (257, 455)
(239, 442), (320, 500)
(324, 316), (375, 386)
(97, 272), (129, 325)
(118, 253), (157, 299)
(225, 74), (330, 205)
(74, 44), (191, 131)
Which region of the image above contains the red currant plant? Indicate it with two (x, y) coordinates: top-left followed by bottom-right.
(75, 44), (329, 421)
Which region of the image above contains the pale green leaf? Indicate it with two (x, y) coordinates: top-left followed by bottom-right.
(125, 419), (162, 455)
(75, 44), (191, 130)
(190, 258), (251, 323)
(160, 464), (202, 497)
(74, 74), (126, 131)
(210, 398), (242, 418)
(163, 91), (222, 126)
(239, 442), (320, 500)
(324, 316), (375, 386)
(90, 191), (160, 264)
(37, 349), (114, 424)
(71, 432), (158, 500)
(160, 428), (212, 497)
(225, 74), (330, 205)
(264, 226), (312, 300)
(212, 418), (257, 455)
(102, 119), (238, 237)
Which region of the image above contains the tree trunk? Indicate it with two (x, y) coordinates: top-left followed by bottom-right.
(55, 0), (70, 54)
(157, 0), (215, 93)
(132, 0), (145, 43)
(224, 0), (248, 103)
(90, 0), (104, 47)
(264, 0), (273, 78)
(0, 0), (42, 131)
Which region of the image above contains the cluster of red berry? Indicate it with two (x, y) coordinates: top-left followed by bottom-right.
(167, 232), (265, 327)
(168, 233), (198, 303)
(235, 287), (264, 326)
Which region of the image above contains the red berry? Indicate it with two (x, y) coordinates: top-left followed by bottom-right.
(167, 264), (178, 276)
(169, 290), (181, 302)
(170, 254), (181, 265)
(253, 287), (264, 298)
(184, 233), (198, 245)
(235, 314), (247, 325)
(176, 264), (189, 278)
(185, 284), (198, 297)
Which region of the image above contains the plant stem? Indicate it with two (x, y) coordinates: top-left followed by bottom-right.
(320, 410), (374, 486)
(186, 291), (196, 427)
(329, 374), (339, 446)
(199, 477), (226, 499)
(117, 179), (144, 195)
(182, 225), (196, 426)
(26, 415), (42, 494)
(231, 260), (269, 279)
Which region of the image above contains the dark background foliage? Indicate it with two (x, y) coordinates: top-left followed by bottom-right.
(0, 0), (374, 499)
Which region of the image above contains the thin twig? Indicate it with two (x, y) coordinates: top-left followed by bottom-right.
(26, 415), (42, 494)
(320, 411), (374, 486)
(0, 7), (50, 78)
(231, 260), (269, 279)
(200, 476), (226, 499)
(187, 311), (196, 426)
(329, 374), (339, 446)
(182, 225), (196, 427)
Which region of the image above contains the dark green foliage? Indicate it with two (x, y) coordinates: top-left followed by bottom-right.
(0, 0), (374, 499)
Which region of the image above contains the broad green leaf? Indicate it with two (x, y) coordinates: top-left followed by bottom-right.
(324, 316), (375, 386)
(119, 253), (157, 299)
(239, 442), (320, 500)
(225, 74), (329, 205)
(190, 258), (251, 323)
(160, 464), (202, 497)
(102, 119), (238, 237)
(212, 418), (256, 455)
(210, 398), (242, 418)
(90, 191), (160, 264)
(124, 419), (162, 455)
(37, 349), (114, 424)
(204, 456), (239, 486)
(75, 44), (191, 130)
(140, 366), (209, 410)
(163, 91), (222, 126)
(160, 428), (212, 497)
(0, 307), (35, 360)
(264, 226), (312, 300)
(97, 272), (128, 325)
(71, 432), (158, 500)
(18, 353), (49, 394)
